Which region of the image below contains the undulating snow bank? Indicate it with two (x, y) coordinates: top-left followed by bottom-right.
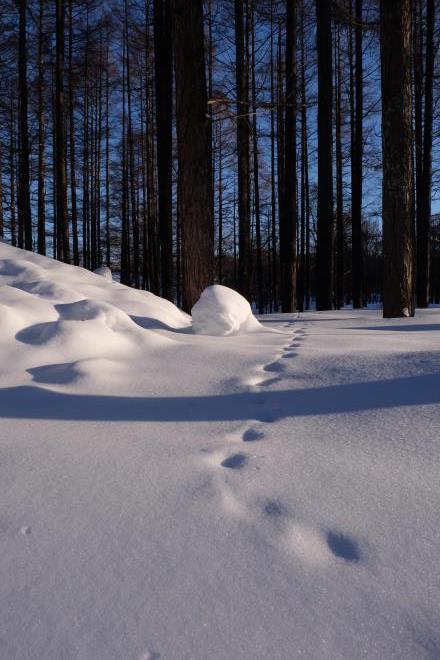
(191, 284), (261, 335)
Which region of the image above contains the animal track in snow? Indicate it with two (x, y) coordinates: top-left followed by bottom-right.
(326, 531), (360, 562)
(242, 428), (265, 442)
(263, 361), (286, 373)
(281, 351), (297, 359)
(221, 453), (248, 470)
(284, 523), (361, 567)
(263, 499), (287, 519)
(20, 526), (32, 536)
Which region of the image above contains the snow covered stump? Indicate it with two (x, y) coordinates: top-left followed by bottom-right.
(93, 266), (113, 281)
(191, 284), (261, 336)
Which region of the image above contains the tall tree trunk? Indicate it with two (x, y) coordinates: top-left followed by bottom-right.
(9, 100), (17, 248)
(125, 0), (139, 287)
(172, 0), (213, 312)
(235, 0), (251, 300)
(37, 0), (46, 255)
(55, 0), (70, 262)
(300, 2), (311, 311)
(277, 20), (285, 305)
(105, 47), (111, 268)
(413, 0), (423, 299)
(417, 0), (435, 307)
(316, 0), (334, 310)
(380, 0), (415, 317)
(335, 22), (344, 309)
(251, 2), (263, 313)
(298, 0), (306, 312)
(352, 0), (363, 308)
(153, 0), (173, 300)
(270, 0), (278, 311)
(18, 0), (32, 251)
(218, 120), (223, 284)
(121, 26), (130, 284)
(90, 81), (96, 269)
(0, 141), (3, 240)
(68, 0), (79, 264)
(140, 67), (149, 289)
(281, 0), (297, 312)
(146, 0), (160, 294)
(96, 57), (103, 267)
(82, 10), (89, 268)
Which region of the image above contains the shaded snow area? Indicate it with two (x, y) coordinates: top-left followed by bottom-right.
(1, 243), (440, 660)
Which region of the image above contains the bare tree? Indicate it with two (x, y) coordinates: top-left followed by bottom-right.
(172, 0), (213, 311)
(380, 0), (415, 317)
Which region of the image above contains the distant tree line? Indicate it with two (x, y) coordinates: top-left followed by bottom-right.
(0, 0), (438, 317)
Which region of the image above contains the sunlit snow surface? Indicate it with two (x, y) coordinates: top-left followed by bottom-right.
(1, 242), (440, 660)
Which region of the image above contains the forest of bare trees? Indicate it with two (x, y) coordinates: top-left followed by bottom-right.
(0, 0), (439, 317)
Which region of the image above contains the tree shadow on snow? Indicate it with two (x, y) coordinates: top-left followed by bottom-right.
(0, 373), (439, 422)
(353, 324), (440, 333)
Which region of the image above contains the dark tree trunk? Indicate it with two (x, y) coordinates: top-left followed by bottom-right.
(55, 0), (70, 262)
(82, 10), (89, 268)
(251, 3), (263, 313)
(18, 0), (32, 251)
(380, 0), (415, 318)
(172, 0), (213, 312)
(235, 0), (251, 300)
(105, 47), (111, 268)
(316, 0), (334, 310)
(300, 4), (311, 311)
(277, 20), (285, 304)
(125, 0), (139, 287)
(0, 141), (3, 239)
(297, 0), (305, 312)
(146, 0), (160, 295)
(352, 0), (363, 308)
(153, 0), (173, 300)
(335, 23), (344, 309)
(68, 0), (78, 265)
(281, 0), (297, 313)
(417, 0), (435, 307)
(217, 121), (223, 284)
(37, 0), (46, 255)
(270, 0), (278, 311)
(121, 27), (130, 285)
(413, 0), (423, 299)
(9, 100), (17, 248)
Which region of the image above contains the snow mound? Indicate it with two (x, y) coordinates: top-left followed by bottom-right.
(56, 298), (137, 330)
(191, 285), (261, 336)
(93, 266), (112, 281)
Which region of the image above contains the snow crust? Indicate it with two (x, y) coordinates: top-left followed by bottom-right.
(1, 243), (440, 660)
(191, 284), (261, 335)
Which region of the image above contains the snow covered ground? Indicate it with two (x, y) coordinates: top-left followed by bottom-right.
(1, 242), (440, 660)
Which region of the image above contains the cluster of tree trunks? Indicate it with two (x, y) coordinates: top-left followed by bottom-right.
(1, 0), (437, 319)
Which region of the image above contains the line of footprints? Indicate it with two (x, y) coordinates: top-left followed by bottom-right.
(204, 322), (362, 568)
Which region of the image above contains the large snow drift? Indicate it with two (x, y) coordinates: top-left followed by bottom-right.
(191, 284), (261, 335)
(1, 242), (440, 660)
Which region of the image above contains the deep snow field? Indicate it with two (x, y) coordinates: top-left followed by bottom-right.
(1, 242), (440, 660)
